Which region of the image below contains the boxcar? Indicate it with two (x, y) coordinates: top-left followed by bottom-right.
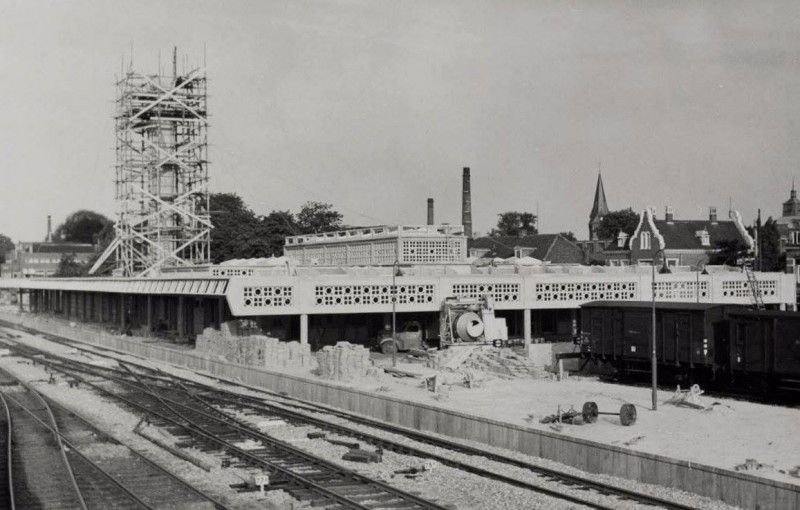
(579, 301), (800, 394)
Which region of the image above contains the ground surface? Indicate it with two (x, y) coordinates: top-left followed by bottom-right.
(3, 308), (799, 486)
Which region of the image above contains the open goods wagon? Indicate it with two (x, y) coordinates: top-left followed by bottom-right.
(578, 301), (800, 394)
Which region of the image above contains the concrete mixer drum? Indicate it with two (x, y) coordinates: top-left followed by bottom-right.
(454, 312), (484, 341)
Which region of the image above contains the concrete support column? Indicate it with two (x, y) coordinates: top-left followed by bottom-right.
(300, 314), (309, 345)
(570, 308), (578, 337)
(99, 294), (105, 323)
(18, 290), (24, 312)
(217, 297), (225, 328)
(146, 295), (153, 335)
(177, 296), (185, 338)
(119, 295), (126, 331)
(523, 308), (532, 354)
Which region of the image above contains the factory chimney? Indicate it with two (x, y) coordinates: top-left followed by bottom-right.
(462, 167), (472, 238)
(46, 215), (52, 243)
(427, 198), (435, 225)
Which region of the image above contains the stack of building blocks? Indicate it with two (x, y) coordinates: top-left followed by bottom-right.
(316, 342), (382, 381)
(196, 321), (315, 370)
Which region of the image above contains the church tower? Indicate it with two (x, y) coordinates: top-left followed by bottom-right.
(783, 179), (800, 217)
(589, 172), (609, 240)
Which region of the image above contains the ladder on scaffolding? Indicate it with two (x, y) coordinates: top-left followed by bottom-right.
(743, 263), (765, 310)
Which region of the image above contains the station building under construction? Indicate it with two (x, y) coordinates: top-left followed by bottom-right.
(0, 220), (795, 351)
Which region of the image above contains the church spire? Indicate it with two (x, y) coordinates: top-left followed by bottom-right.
(589, 171), (609, 240)
(590, 171), (609, 219)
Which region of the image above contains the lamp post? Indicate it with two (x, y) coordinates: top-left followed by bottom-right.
(392, 259), (399, 368)
(651, 249), (670, 411)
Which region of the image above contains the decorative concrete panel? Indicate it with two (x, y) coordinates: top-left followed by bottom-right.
(451, 282), (521, 303)
(313, 283), (436, 306)
(242, 286), (294, 308)
(534, 281), (637, 303)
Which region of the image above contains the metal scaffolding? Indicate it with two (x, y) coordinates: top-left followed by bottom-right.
(91, 49), (211, 277)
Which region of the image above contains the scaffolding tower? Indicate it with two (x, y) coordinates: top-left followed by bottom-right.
(91, 49), (211, 277)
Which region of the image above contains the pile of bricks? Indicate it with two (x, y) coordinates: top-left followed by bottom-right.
(196, 321), (315, 370)
(316, 342), (383, 381)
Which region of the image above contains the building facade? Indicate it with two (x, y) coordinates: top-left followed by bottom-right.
(601, 206), (753, 269)
(1, 242), (95, 278)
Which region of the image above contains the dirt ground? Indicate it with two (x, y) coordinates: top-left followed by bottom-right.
(2, 312), (799, 487)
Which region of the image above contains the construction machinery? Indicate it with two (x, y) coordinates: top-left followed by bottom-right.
(439, 295), (508, 348)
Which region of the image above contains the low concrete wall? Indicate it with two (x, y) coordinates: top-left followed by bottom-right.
(2, 311), (798, 510)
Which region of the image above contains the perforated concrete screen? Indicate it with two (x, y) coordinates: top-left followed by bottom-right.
(400, 239), (464, 264)
(721, 279), (777, 298)
(314, 284), (436, 306)
(535, 281), (638, 303)
(212, 268), (255, 277)
(243, 286), (294, 308)
(653, 281), (709, 300)
(451, 283), (521, 303)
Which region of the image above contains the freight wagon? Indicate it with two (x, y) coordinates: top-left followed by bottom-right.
(578, 301), (800, 394)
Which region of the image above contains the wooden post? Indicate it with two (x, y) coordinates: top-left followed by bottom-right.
(300, 314), (309, 345)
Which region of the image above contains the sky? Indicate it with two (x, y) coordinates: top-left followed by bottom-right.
(1, 0), (799, 242)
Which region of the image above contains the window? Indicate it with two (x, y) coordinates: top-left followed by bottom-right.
(638, 259), (653, 266)
(619, 260), (631, 266)
(667, 259), (679, 267)
(640, 231), (651, 250)
(608, 260), (619, 267)
(792, 232), (800, 245)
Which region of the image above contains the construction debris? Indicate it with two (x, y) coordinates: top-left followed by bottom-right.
(316, 342), (384, 382)
(734, 459), (773, 472)
(196, 321), (315, 370)
(342, 448), (383, 463)
(431, 345), (548, 378)
(664, 384), (706, 409)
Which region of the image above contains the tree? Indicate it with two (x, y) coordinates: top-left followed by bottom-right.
(261, 210), (298, 256)
(490, 211), (538, 237)
(596, 208), (639, 241)
(755, 217), (782, 271)
(0, 234), (13, 264)
(296, 201), (343, 235)
(710, 238), (751, 266)
(54, 210), (113, 245)
(54, 254), (88, 277)
(558, 231), (577, 242)
(209, 193), (267, 264)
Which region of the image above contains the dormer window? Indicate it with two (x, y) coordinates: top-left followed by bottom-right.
(617, 232), (629, 248)
(792, 231), (800, 245)
(695, 230), (710, 247)
(640, 231), (651, 250)
(514, 247), (535, 258)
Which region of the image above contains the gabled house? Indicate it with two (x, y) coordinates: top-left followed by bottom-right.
(467, 234), (585, 264)
(600, 206), (753, 269)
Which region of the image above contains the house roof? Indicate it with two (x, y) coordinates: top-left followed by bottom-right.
(468, 234), (576, 261)
(652, 219), (745, 250)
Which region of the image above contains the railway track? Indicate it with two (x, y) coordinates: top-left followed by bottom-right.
(0, 366), (228, 510)
(0, 333), (708, 510)
(2, 379), (88, 510)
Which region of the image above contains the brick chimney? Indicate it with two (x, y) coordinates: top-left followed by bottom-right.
(427, 198), (434, 225)
(709, 206), (718, 223)
(665, 206), (674, 223)
(462, 167), (472, 238)
(46, 215), (52, 242)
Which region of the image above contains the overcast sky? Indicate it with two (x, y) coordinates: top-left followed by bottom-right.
(1, 0), (799, 242)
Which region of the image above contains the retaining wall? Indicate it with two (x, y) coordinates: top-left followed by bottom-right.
(1, 311), (798, 510)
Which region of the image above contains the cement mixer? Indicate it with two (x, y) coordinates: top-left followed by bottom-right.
(439, 295), (508, 348)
